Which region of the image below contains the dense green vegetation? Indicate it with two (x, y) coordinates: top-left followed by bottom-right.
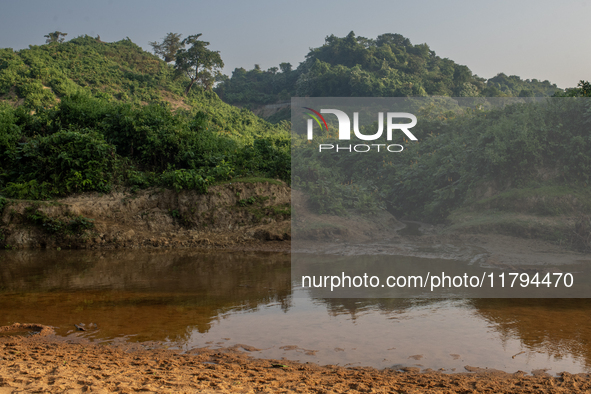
(0, 35), (289, 200)
(293, 97), (591, 225)
(215, 32), (562, 115)
(1, 31), (589, 250)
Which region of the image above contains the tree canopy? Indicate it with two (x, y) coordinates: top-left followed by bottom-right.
(558, 80), (591, 97)
(44, 31), (67, 44)
(175, 34), (224, 94)
(215, 31), (562, 114)
(149, 32), (183, 63)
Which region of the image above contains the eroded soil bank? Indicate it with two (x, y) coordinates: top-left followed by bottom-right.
(0, 181), (293, 250)
(0, 182), (406, 252)
(1, 331), (590, 394)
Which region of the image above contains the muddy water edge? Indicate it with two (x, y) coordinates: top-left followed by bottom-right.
(2, 248), (591, 375)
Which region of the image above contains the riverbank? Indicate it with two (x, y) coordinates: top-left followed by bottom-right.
(1, 180), (588, 256)
(0, 181), (404, 252)
(3, 185), (591, 392)
(1, 329), (590, 394)
(0, 180), (292, 250)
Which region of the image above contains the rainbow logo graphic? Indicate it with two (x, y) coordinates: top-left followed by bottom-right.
(303, 107), (329, 133)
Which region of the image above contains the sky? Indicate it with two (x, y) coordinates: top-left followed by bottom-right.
(1, 0), (590, 89)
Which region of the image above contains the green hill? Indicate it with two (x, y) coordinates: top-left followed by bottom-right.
(215, 32), (562, 122)
(1, 32), (589, 251)
(0, 35), (289, 201)
(291, 96), (591, 250)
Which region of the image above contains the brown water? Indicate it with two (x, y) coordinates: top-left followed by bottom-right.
(1, 249), (591, 375)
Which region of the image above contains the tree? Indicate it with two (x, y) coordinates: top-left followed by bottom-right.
(175, 34), (224, 94)
(279, 62), (292, 73)
(578, 80), (591, 97)
(44, 31), (67, 44)
(149, 32), (183, 63)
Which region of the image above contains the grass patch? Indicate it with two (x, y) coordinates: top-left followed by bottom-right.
(243, 203), (291, 223)
(271, 205), (291, 216)
(214, 177), (284, 186)
(0, 197), (8, 214)
(296, 222), (345, 231)
(446, 209), (574, 245)
(464, 183), (591, 216)
(229, 190), (290, 224)
(24, 207), (95, 236)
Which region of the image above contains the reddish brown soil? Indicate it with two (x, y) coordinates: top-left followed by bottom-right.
(1, 325), (591, 393)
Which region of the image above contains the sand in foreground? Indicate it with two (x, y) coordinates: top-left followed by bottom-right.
(1, 333), (591, 394)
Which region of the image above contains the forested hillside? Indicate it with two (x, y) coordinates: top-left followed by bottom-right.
(215, 31), (562, 116)
(291, 91), (591, 249)
(1, 31), (589, 250)
(0, 35), (290, 201)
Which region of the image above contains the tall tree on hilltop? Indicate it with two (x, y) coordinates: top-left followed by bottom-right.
(44, 31), (67, 44)
(175, 34), (224, 94)
(149, 32), (183, 63)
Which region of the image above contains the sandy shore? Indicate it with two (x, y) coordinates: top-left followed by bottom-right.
(0, 325), (590, 394)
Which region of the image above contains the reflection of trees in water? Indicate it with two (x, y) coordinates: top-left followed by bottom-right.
(470, 299), (591, 369)
(0, 250), (292, 341)
(314, 298), (445, 321)
(0, 249), (291, 292)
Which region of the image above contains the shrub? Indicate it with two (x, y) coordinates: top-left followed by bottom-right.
(4, 129), (116, 199)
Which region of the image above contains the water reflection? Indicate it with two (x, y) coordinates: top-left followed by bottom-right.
(471, 299), (591, 370)
(0, 249), (291, 340)
(1, 249), (591, 373)
(319, 298), (432, 319)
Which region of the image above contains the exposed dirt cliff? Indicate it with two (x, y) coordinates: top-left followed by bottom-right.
(0, 181), (291, 250)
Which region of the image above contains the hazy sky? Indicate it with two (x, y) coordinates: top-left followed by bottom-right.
(1, 0), (589, 89)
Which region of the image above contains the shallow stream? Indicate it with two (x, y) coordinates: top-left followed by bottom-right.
(1, 248), (591, 375)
